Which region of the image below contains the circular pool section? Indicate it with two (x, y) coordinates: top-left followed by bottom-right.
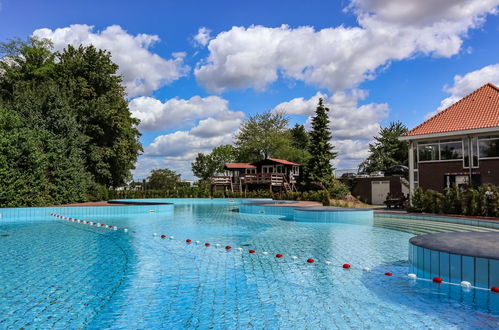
(409, 232), (499, 289)
(239, 201), (373, 225)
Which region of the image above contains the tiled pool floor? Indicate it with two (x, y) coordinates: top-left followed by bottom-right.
(0, 202), (498, 329)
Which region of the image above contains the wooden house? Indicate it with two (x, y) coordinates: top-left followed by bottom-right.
(211, 157), (301, 193)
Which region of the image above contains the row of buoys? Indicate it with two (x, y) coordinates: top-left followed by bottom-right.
(50, 213), (129, 233)
(51, 213), (499, 293)
(155, 234), (499, 292)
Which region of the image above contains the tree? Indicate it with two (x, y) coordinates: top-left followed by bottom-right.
(289, 124), (310, 150)
(56, 45), (142, 187)
(146, 169), (182, 190)
(359, 121), (409, 173)
(191, 145), (238, 180)
(305, 98), (336, 189)
(192, 153), (216, 181)
(0, 38), (88, 206)
(234, 110), (310, 163)
(234, 111), (290, 162)
(0, 37), (142, 206)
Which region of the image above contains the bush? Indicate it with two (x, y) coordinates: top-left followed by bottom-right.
(328, 180), (350, 200)
(409, 184), (499, 217)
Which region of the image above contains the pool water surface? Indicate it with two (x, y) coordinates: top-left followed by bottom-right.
(0, 199), (498, 329)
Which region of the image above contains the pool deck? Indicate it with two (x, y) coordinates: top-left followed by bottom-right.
(376, 209), (499, 222)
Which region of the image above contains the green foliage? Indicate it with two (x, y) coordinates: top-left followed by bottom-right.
(234, 110), (309, 164)
(359, 121), (409, 173)
(304, 98), (336, 189)
(289, 124), (310, 150)
(192, 145), (238, 180)
(146, 169), (182, 190)
(410, 185), (499, 217)
(56, 45), (142, 187)
(328, 180), (350, 200)
(0, 38), (142, 207)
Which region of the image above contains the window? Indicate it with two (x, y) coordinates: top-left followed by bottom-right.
(292, 166), (299, 175)
(439, 141), (463, 160)
(262, 166), (274, 173)
(418, 143), (439, 161)
(276, 165), (284, 173)
(478, 136), (499, 158)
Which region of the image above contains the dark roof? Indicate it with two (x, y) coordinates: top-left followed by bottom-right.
(404, 83), (499, 137)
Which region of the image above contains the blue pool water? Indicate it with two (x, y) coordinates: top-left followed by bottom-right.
(0, 199), (498, 329)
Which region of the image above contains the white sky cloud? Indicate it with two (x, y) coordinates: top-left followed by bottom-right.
(194, 27), (212, 47)
(274, 89), (388, 170)
(439, 63), (499, 110)
(33, 24), (189, 97)
(129, 95), (243, 131)
(195, 1), (499, 93)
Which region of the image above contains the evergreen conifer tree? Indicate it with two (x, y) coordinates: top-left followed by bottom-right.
(305, 98), (336, 189)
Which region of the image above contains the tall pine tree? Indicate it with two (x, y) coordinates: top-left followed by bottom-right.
(305, 98), (336, 189)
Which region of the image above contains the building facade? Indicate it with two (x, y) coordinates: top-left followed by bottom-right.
(400, 83), (499, 196)
(211, 158), (301, 192)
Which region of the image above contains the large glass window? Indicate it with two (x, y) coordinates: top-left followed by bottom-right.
(418, 143), (439, 161)
(479, 136), (499, 158)
(440, 141), (463, 160)
(463, 138), (469, 167)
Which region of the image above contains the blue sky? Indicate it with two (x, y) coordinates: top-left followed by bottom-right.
(1, 0), (499, 180)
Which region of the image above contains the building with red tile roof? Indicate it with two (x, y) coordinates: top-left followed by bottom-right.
(400, 83), (499, 196)
(213, 158), (301, 193)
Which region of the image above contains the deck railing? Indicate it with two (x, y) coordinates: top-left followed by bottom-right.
(210, 176), (232, 185)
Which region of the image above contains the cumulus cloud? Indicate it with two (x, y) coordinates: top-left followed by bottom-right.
(274, 90), (388, 170)
(195, 0), (499, 93)
(33, 24), (189, 97)
(275, 90), (388, 140)
(439, 63), (499, 110)
(129, 95), (243, 131)
(140, 117), (238, 178)
(194, 27), (212, 47)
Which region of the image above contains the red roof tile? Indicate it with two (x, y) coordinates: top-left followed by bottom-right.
(224, 163), (256, 169)
(266, 158), (301, 166)
(404, 83), (499, 137)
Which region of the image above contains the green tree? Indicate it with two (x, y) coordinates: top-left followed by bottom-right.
(289, 124), (310, 150)
(234, 111), (310, 164)
(191, 144), (238, 180)
(0, 37), (142, 206)
(192, 153), (217, 181)
(234, 111), (290, 162)
(305, 98), (336, 189)
(56, 44), (142, 187)
(359, 121), (408, 173)
(146, 169), (182, 190)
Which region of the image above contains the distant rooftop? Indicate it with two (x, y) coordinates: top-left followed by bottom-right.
(404, 83), (499, 137)
(224, 163), (256, 169)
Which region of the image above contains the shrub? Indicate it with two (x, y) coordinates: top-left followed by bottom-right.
(410, 187), (425, 212)
(328, 180), (350, 200)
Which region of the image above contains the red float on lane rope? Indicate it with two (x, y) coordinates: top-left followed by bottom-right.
(205, 243), (210, 247)
(433, 277), (443, 283)
(161, 234), (166, 239)
(225, 245), (232, 250)
(186, 239), (192, 243)
(275, 253), (283, 258)
(342, 264), (351, 269)
(249, 249), (255, 254)
(384, 272), (393, 276)
(307, 258), (314, 263)
(491, 286), (499, 293)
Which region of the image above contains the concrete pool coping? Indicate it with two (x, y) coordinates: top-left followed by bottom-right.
(410, 232), (499, 260)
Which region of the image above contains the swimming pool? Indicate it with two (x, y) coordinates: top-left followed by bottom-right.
(1, 199), (498, 329)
